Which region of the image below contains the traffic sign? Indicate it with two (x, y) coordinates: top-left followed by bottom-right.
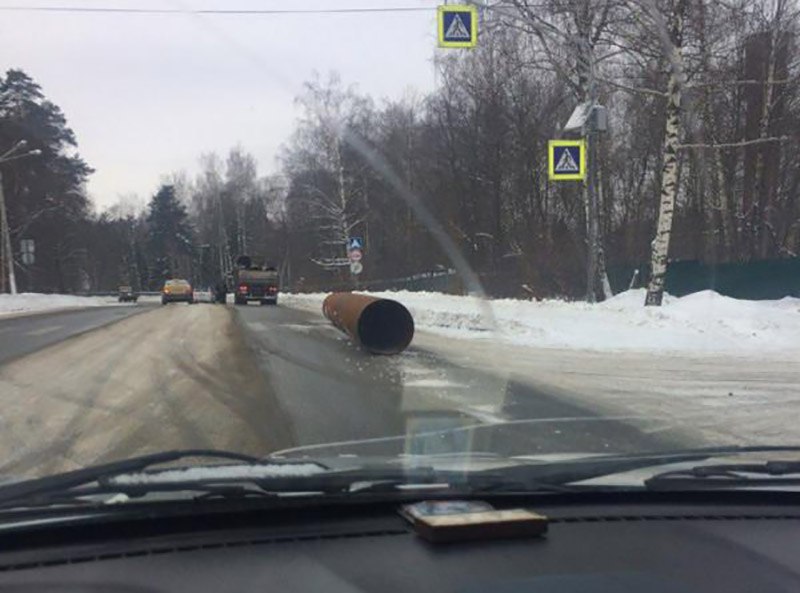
(438, 5), (477, 49)
(548, 139), (586, 181)
(21, 252), (34, 265)
(350, 261), (363, 275)
(348, 249), (363, 262)
(20, 238), (34, 254)
(348, 237), (363, 251)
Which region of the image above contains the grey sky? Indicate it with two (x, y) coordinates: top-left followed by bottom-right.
(0, 0), (440, 209)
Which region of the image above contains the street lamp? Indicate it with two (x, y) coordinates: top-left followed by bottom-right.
(0, 141), (42, 295)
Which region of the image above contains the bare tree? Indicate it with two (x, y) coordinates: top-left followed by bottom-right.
(645, 0), (689, 306)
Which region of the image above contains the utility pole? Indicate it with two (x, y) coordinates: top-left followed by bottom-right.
(584, 47), (599, 303)
(0, 170), (14, 294)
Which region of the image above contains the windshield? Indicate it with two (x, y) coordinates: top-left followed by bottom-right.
(0, 0), (798, 501)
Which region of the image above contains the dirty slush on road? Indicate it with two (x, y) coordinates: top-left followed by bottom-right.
(0, 305), (295, 478)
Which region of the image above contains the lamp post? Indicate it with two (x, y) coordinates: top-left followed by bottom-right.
(0, 141), (42, 294)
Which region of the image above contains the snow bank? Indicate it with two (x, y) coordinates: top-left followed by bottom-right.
(109, 463), (325, 485)
(0, 293), (124, 317)
(282, 289), (800, 355)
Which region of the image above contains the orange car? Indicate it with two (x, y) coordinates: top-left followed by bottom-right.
(161, 279), (194, 305)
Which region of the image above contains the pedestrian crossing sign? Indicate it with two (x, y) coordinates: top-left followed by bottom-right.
(438, 5), (478, 48)
(548, 139), (586, 181)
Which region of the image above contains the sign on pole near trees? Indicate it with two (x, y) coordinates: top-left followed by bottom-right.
(438, 5), (478, 49)
(548, 139), (586, 181)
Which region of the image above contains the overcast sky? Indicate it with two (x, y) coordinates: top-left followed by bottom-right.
(0, 0), (440, 209)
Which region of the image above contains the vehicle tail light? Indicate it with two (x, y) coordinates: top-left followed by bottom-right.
(238, 284), (248, 294)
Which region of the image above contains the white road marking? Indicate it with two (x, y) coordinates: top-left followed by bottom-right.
(405, 378), (467, 388)
(278, 323), (315, 334)
(25, 325), (64, 337)
(465, 405), (506, 424)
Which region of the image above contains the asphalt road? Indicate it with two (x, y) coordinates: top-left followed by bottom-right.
(0, 301), (682, 477)
(233, 303), (680, 459)
(0, 304), (154, 365)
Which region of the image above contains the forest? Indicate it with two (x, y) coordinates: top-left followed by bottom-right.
(1, 0), (798, 302)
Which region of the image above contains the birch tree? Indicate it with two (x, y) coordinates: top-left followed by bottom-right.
(283, 74), (372, 274)
(645, 0), (689, 306)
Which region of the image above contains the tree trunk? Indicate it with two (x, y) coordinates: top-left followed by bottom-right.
(645, 0), (687, 307)
(573, 0), (611, 302)
(755, 31), (779, 258)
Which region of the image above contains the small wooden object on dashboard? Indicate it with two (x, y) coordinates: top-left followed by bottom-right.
(400, 500), (548, 544)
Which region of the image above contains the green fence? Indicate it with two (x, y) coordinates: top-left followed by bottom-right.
(610, 258), (800, 300)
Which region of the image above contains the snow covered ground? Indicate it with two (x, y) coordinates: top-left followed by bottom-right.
(0, 293), (125, 317)
(283, 289), (800, 446)
(282, 289), (800, 355)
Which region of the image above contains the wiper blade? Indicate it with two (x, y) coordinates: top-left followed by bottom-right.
(644, 460), (800, 491)
(452, 446), (800, 489)
(0, 449), (266, 508)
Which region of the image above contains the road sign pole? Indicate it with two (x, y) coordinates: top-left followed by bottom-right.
(585, 122), (598, 303)
(584, 38), (599, 304)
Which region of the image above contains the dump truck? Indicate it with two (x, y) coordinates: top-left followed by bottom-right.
(230, 255), (279, 306)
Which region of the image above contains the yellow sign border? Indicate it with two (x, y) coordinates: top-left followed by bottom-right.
(548, 139), (586, 181)
(438, 5), (478, 49)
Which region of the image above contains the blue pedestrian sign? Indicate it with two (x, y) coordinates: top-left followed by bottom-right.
(348, 237), (363, 251)
(438, 5), (478, 49)
(548, 139), (586, 181)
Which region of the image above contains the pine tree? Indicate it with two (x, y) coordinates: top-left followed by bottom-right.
(0, 69), (93, 292)
(145, 184), (194, 288)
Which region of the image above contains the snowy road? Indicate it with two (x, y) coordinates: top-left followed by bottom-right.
(0, 304), (293, 478)
(0, 304), (154, 364)
(0, 295), (796, 479)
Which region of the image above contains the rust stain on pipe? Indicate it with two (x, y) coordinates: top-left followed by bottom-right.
(323, 293), (414, 355)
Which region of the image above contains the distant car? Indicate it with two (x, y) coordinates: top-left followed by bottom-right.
(193, 288), (214, 304)
(117, 285), (138, 303)
(161, 279), (194, 305)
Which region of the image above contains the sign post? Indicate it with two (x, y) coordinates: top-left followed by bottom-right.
(438, 5), (478, 49)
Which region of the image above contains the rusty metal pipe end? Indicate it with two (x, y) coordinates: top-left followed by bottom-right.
(322, 293), (414, 355)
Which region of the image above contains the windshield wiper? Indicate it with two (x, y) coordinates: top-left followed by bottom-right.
(0, 454), (577, 511)
(644, 460), (800, 491)
(5, 445), (800, 512)
(0, 449), (267, 509)
(0, 467), (456, 511)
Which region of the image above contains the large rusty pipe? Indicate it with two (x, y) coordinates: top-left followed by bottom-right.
(322, 293), (414, 355)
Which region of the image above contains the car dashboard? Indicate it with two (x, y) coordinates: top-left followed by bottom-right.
(0, 494), (798, 592)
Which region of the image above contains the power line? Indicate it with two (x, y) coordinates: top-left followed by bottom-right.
(0, 4), (435, 16)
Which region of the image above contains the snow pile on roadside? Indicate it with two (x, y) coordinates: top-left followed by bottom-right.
(0, 293), (123, 317)
(282, 289), (800, 354)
